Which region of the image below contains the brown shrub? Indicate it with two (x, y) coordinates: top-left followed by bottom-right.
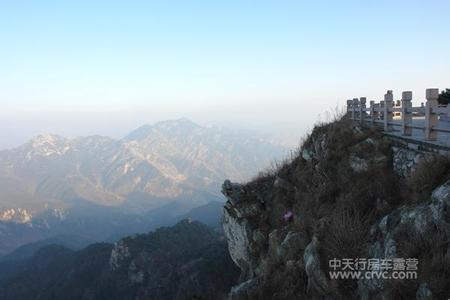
(408, 155), (450, 202)
(232, 116), (449, 299)
(257, 261), (309, 300)
(319, 204), (372, 296)
(391, 224), (450, 299)
(321, 205), (370, 259)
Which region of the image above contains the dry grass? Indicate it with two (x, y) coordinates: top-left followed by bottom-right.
(257, 262), (309, 300)
(320, 205), (371, 260)
(408, 155), (450, 202)
(233, 114), (449, 299)
(388, 225), (450, 299)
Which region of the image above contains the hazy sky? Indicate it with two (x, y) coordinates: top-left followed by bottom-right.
(1, 0), (449, 149)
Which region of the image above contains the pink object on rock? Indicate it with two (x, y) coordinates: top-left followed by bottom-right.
(283, 210), (294, 222)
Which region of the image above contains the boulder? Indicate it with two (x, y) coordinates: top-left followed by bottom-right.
(222, 180), (245, 205)
(303, 236), (332, 296)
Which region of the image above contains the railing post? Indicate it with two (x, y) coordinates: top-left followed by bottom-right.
(425, 88), (439, 141)
(383, 90), (394, 132)
(347, 99), (353, 118)
(370, 100), (375, 125)
(401, 91), (412, 136)
(359, 97), (366, 123)
(352, 98), (359, 123)
(375, 102), (380, 123)
(395, 100), (401, 117)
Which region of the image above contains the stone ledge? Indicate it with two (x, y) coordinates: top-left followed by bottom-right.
(384, 132), (450, 154)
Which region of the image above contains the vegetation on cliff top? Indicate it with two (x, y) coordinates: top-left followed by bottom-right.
(225, 117), (450, 299)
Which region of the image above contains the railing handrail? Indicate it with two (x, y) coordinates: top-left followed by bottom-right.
(346, 88), (448, 142)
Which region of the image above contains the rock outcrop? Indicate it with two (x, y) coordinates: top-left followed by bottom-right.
(392, 146), (424, 177)
(222, 119), (450, 299)
(358, 179), (450, 299)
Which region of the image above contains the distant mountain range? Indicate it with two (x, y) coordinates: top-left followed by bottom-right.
(0, 119), (286, 255)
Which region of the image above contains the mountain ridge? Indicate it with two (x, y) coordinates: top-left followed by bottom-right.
(0, 118), (287, 213)
(0, 118), (286, 258)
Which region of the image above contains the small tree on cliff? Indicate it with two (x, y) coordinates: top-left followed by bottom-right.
(438, 88), (450, 105)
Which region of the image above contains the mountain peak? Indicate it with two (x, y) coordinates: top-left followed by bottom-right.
(154, 118), (201, 131)
(124, 118), (202, 141)
(150, 117), (195, 126)
(31, 133), (66, 145)
(25, 133), (69, 157)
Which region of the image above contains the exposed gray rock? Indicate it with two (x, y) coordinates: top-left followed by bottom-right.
(268, 229), (281, 258)
(238, 203), (262, 219)
(349, 137), (389, 173)
(222, 206), (253, 276)
(302, 148), (312, 161)
(359, 180), (450, 298)
(350, 155), (369, 172)
(431, 179), (450, 228)
(273, 176), (294, 192)
(392, 146), (424, 177)
(109, 240), (131, 270)
(303, 236), (331, 296)
(364, 137), (375, 145)
(301, 132), (328, 162)
(252, 229), (266, 248)
(128, 261), (144, 284)
(229, 278), (261, 300)
(222, 180), (245, 205)
(278, 231), (308, 262)
(416, 283), (433, 300)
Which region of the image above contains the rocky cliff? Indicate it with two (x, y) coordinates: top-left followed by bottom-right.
(222, 119), (450, 299)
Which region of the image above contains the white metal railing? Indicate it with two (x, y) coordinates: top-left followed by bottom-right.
(346, 89), (450, 142)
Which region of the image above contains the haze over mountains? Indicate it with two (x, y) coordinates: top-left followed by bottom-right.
(0, 118), (287, 255)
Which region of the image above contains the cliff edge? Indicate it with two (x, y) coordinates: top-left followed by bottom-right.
(222, 119), (450, 299)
